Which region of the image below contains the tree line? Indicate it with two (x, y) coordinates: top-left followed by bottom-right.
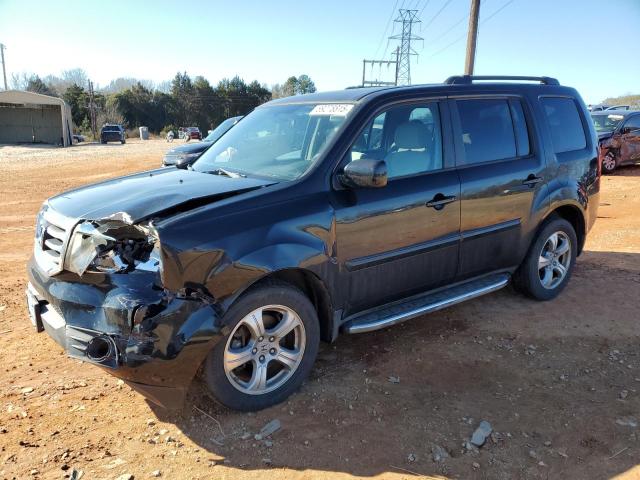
(12, 69), (317, 136)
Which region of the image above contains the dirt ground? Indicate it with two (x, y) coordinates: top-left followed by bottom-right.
(0, 139), (638, 480)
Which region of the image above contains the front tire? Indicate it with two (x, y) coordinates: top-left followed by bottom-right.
(204, 282), (320, 411)
(514, 215), (577, 301)
(602, 151), (617, 174)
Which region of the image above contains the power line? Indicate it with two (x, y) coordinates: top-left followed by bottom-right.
(374, 0), (400, 59)
(423, 0), (454, 30)
(429, 0), (515, 57)
(418, 0), (431, 18)
(428, 13), (468, 45)
(429, 30), (467, 57)
(479, 0), (514, 24)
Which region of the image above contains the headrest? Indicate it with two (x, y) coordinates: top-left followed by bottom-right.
(394, 121), (426, 149)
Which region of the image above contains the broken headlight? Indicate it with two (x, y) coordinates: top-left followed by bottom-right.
(64, 221), (160, 276)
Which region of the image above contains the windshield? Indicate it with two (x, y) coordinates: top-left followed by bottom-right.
(591, 113), (624, 132)
(204, 116), (240, 143)
(192, 103), (352, 181)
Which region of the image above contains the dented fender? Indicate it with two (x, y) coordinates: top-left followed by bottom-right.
(154, 191), (339, 315)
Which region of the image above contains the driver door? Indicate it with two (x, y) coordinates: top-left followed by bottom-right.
(620, 115), (640, 163)
(332, 101), (461, 315)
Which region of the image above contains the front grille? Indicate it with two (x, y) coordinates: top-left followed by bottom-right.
(34, 205), (77, 275)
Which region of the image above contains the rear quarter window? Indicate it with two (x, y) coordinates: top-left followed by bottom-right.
(540, 97), (587, 153)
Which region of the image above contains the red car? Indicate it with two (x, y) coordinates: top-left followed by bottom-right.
(592, 110), (640, 173)
(183, 127), (202, 141)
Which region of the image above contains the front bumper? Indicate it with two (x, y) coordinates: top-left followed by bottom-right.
(27, 257), (224, 408)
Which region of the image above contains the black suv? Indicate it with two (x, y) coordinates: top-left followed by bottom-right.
(100, 124), (126, 144)
(27, 76), (600, 411)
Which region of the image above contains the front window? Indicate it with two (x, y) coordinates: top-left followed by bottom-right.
(193, 103), (352, 181)
(591, 113), (624, 133)
(347, 102), (443, 178)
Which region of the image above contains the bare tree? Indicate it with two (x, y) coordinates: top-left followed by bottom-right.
(155, 80), (172, 94)
(62, 68), (88, 87)
(103, 77), (154, 94)
(10, 71), (33, 90)
(96, 100), (125, 128)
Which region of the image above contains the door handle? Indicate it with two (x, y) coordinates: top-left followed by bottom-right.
(426, 194), (457, 210)
(522, 174), (543, 187)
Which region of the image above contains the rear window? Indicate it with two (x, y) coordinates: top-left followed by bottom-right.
(541, 97), (586, 153)
(456, 99), (517, 165)
(102, 126), (120, 132)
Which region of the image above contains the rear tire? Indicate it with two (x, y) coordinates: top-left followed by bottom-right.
(514, 215), (577, 301)
(204, 281), (320, 411)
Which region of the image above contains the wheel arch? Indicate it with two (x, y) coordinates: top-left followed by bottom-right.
(224, 267), (335, 343)
(542, 202), (586, 255)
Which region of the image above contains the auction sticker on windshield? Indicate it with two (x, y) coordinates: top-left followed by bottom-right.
(310, 104), (354, 116)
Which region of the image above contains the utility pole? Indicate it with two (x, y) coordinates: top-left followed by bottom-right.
(464, 0), (481, 75)
(88, 80), (97, 140)
(0, 43), (7, 90)
(362, 47), (399, 87)
(389, 9), (422, 85)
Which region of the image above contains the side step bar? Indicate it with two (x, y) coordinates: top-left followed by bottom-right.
(342, 273), (510, 334)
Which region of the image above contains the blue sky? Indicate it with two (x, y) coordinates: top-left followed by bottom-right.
(0, 0), (638, 103)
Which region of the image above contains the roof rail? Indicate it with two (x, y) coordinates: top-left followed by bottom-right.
(444, 75), (560, 86)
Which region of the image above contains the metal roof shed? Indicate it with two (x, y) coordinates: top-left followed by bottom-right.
(0, 90), (73, 146)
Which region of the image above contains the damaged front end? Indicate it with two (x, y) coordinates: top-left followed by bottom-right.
(64, 219), (160, 276)
(27, 203), (223, 408)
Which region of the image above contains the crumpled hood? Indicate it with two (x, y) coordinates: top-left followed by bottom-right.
(48, 168), (273, 223)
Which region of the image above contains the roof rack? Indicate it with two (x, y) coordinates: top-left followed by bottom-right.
(444, 75), (560, 86)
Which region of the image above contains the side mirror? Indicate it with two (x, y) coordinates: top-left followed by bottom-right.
(175, 160), (190, 169)
(340, 159), (388, 188)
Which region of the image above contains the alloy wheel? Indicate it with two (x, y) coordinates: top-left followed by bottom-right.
(538, 231), (572, 290)
(602, 152), (616, 172)
(223, 305), (306, 395)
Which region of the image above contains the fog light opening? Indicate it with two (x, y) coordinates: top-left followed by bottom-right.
(86, 336), (113, 362)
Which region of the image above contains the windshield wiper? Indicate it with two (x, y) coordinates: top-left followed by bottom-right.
(205, 167), (246, 178)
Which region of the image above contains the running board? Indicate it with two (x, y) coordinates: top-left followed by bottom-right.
(342, 273), (510, 334)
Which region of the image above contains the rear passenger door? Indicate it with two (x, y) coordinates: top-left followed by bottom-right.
(451, 96), (547, 280)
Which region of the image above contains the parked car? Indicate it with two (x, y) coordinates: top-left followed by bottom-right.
(72, 134), (85, 144)
(163, 116), (242, 167)
(592, 110), (640, 173)
(100, 124), (125, 144)
(26, 75), (600, 411)
(184, 127), (202, 141)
